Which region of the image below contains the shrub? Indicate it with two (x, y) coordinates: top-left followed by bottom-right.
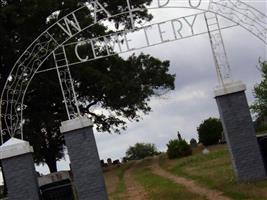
(126, 143), (158, 160)
(197, 117), (223, 146)
(167, 139), (192, 159)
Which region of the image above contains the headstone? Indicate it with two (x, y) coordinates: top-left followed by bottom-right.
(60, 117), (108, 200)
(202, 148), (210, 155)
(215, 81), (266, 181)
(122, 157), (128, 163)
(100, 160), (105, 168)
(107, 158), (112, 166)
(0, 138), (40, 200)
(190, 138), (198, 148)
(113, 159), (120, 165)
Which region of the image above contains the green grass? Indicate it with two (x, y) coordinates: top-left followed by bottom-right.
(133, 158), (207, 200)
(159, 145), (267, 200)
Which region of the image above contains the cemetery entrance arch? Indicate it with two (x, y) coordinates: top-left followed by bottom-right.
(0, 2), (267, 199)
(1, 0), (266, 142)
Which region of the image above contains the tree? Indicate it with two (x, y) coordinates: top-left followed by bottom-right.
(126, 143), (158, 160)
(197, 118), (223, 146)
(251, 61), (267, 117)
(166, 139), (192, 159)
(24, 72), (66, 172)
(0, 0), (153, 87)
(1, 0), (175, 172)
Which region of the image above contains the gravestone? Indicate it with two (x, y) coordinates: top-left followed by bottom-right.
(190, 138), (198, 148)
(107, 158), (112, 166)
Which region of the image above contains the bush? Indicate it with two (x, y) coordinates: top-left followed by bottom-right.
(126, 143), (158, 160)
(197, 117), (223, 146)
(167, 139), (192, 159)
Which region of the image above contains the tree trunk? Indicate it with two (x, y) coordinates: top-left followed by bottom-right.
(46, 157), (58, 173)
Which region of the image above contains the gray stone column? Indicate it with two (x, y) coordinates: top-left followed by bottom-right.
(215, 81), (266, 182)
(0, 138), (40, 200)
(60, 117), (108, 200)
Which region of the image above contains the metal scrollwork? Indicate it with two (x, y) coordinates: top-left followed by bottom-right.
(209, 0), (267, 44)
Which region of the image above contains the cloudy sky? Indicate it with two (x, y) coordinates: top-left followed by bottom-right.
(35, 0), (267, 174)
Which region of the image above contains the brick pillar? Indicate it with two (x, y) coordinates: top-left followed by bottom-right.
(60, 117), (108, 200)
(215, 81), (266, 181)
(0, 138), (40, 200)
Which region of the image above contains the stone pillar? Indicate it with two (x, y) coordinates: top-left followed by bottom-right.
(60, 117), (108, 200)
(0, 138), (40, 200)
(215, 81), (266, 182)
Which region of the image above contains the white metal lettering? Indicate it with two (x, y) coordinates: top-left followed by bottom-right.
(171, 19), (183, 39)
(184, 15), (198, 35)
(158, 22), (168, 42)
(91, 39), (98, 58)
(103, 36), (111, 55)
(75, 42), (89, 62)
(123, 32), (133, 51)
(189, 0), (202, 8)
(109, 34), (123, 53)
(157, 0), (170, 8)
(57, 13), (81, 37)
(93, 0), (111, 23)
(143, 26), (152, 45)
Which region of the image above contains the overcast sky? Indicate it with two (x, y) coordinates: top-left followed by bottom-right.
(35, 0), (267, 175)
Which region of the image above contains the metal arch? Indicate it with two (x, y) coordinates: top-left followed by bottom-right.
(0, 0), (266, 143)
(43, 11), (238, 121)
(36, 12), (239, 73)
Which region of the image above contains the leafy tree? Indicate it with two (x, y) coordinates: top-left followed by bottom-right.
(126, 143), (158, 160)
(166, 139), (192, 159)
(1, 0), (175, 172)
(251, 61), (267, 117)
(24, 71), (66, 172)
(197, 118), (223, 146)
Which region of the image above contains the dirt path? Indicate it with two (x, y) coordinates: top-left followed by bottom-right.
(151, 156), (231, 200)
(124, 161), (148, 200)
(104, 169), (119, 195)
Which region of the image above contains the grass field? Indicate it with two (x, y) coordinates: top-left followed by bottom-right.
(104, 145), (267, 200)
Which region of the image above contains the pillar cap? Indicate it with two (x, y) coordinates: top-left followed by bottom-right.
(60, 116), (93, 133)
(0, 138), (33, 160)
(214, 81), (246, 97)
